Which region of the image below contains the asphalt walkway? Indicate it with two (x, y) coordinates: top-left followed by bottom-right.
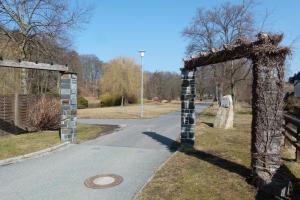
(0, 104), (208, 200)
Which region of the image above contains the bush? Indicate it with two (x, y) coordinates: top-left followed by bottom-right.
(27, 97), (60, 131)
(127, 95), (138, 104)
(77, 96), (88, 109)
(100, 93), (122, 107)
(100, 93), (139, 107)
(46, 91), (60, 98)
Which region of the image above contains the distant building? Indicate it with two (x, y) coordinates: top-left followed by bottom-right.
(289, 71), (300, 97)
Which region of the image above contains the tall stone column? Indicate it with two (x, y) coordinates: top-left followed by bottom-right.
(60, 73), (77, 143)
(251, 54), (285, 188)
(181, 68), (196, 146)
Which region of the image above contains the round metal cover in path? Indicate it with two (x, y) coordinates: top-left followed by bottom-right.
(84, 174), (123, 189)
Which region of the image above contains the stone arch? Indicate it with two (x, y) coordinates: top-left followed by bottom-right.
(0, 60), (77, 143)
(181, 33), (290, 191)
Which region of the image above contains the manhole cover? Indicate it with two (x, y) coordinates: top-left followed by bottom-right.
(84, 174), (123, 189)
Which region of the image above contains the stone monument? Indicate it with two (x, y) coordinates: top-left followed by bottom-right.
(213, 95), (234, 129)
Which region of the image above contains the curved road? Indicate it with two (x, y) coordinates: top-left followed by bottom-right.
(0, 104), (208, 200)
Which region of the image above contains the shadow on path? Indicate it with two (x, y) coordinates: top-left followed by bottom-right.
(142, 131), (179, 152)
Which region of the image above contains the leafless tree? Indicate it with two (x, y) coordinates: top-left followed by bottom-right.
(195, 66), (215, 99)
(183, 0), (255, 103)
(0, 0), (90, 59)
(0, 0), (91, 94)
(145, 71), (181, 101)
(79, 55), (102, 97)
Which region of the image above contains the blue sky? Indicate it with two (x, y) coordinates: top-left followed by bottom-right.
(74, 0), (300, 75)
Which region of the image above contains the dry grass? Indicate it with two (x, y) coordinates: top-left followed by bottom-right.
(0, 124), (105, 160)
(78, 102), (180, 119)
(136, 104), (300, 200)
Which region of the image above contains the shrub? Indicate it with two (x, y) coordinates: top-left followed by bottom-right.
(27, 97), (60, 131)
(100, 93), (121, 107)
(126, 95), (138, 104)
(46, 91), (60, 98)
(77, 96), (88, 109)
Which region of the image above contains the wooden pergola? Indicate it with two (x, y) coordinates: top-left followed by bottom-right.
(184, 33), (288, 69)
(181, 33), (290, 194)
(0, 59), (77, 143)
(0, 59), (68, 71)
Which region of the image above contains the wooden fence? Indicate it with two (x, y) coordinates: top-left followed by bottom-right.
(0, 94), (39, 134)
(0, 95), (14, 122)
(284, 113), (300, 162)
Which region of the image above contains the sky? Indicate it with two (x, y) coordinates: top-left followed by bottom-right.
(74, 0), (300, 75)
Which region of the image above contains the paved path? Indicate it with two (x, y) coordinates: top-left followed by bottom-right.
(0, 104), (208, 200)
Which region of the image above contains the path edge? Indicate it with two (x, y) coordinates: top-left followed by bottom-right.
(0, 142), (71, 166)
(133, 150), (179, 200)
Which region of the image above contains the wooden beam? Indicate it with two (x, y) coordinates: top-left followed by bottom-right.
(0, 60), (68, 72)
(184, 33), (288, 69)
(184, 43), (253, 69)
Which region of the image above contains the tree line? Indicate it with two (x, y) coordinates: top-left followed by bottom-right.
(0, 0), (181, 105)
(99, 57), (181, 106)
(0, 0), (260, 106)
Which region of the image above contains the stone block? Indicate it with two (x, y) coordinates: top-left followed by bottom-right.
(221, 95), (233, 108)
(214, 95), (234, 129)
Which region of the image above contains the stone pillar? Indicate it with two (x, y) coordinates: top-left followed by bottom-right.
(181, 68), (196, 146)
(60, 73), (77, 143)
(251, 54), (285, 188)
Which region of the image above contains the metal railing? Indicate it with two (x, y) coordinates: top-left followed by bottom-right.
(283, 113), (300, 162)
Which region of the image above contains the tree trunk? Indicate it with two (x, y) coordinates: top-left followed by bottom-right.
(214, 84), (219, 102)
(121, 96), (124, 107)
(230, 82), (235, 105)
(21, 69), (28, 94)
(218, 82), (223, 106)
(251, 54), (285, 188)
(230, 61), (235, 104)
(44, 74), (48, 95)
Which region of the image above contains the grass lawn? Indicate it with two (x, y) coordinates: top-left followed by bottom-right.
(136, 104), (300, 200)
(0, 123), (109, 160)
(78, 102), (180, 119)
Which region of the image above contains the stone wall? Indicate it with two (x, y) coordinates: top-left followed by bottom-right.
(214, 95), (234, 129)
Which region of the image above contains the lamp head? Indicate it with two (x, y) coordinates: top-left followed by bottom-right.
(139, 50), (145, 57)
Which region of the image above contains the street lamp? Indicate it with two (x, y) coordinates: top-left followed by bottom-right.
(139, 50), (145, 118)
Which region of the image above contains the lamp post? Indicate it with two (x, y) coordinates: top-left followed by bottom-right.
(139, 50), (145, 118)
